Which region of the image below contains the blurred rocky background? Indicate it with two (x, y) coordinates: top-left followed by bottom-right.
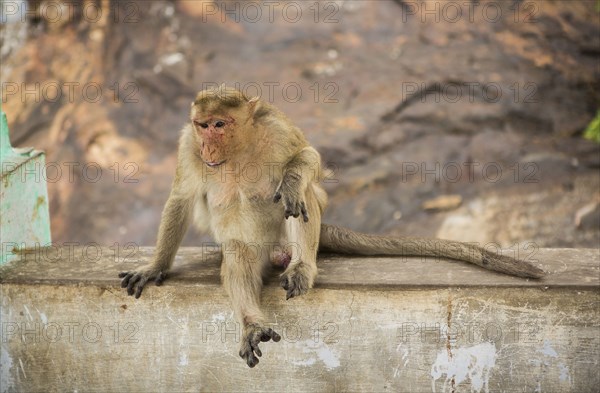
(1, 0), (599, 250)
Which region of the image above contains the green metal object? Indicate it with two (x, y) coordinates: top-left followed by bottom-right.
(0, 111), (51, 264)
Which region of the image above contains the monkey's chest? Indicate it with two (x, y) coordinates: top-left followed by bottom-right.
(206, 181), (282, 243)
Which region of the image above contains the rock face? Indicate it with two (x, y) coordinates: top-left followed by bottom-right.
(2, 0), (599, 248)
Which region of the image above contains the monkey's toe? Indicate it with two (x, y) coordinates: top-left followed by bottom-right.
(280, 271), (310, 300)
(280, 276), (290, 290)
(286, 286), (305, 300)
(154, 272), (167, 286)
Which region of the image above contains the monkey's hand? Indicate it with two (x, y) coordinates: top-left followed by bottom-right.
(118, 265), (167, 299)
(273, 171), (309, 222)
(239, 324), (281, 368)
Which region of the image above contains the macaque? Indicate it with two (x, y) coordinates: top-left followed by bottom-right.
(119, 85), (544, 368)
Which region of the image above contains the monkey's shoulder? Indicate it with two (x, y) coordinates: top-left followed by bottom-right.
(256, 110), (307, 142)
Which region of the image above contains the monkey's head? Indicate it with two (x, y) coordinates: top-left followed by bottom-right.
(189, 86), (260, 167)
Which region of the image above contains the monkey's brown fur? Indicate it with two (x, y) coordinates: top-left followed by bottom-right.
(120, 86), (544, 368)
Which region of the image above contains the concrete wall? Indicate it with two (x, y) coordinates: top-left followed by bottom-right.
(1, 247), (598, 392)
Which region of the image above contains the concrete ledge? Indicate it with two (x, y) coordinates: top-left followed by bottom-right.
(1, 247), (599, 392)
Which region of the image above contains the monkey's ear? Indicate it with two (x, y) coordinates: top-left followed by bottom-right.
(247, 96), (261, 123)
(248, 96), (260, 113)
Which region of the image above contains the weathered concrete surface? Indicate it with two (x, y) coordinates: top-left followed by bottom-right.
(1, 247), (599, 392)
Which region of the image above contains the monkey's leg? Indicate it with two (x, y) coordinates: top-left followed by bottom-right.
(119, 195), (193, 298)
(221, 240), (281, 368)
(280, 186), (321, 300)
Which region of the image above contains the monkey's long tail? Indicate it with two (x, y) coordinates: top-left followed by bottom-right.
(318, 224), (545, 279)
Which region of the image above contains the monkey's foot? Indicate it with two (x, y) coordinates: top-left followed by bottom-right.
(239, 324), (281, 368)
(118, 267), (167, 299)
(273, 177), (309, 222)
(280, 264), (314, 300)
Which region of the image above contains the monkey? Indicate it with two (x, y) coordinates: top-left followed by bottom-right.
(119, 85), (545, 368)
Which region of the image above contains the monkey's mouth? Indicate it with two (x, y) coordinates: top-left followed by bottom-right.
(205, 160), (226, 168)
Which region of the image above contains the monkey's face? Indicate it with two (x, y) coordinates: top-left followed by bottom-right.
(190, 87), (258, 167)
(192, 115), (237, 167)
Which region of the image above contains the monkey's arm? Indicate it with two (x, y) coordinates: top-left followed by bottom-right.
(119, 172), (196, 298)
(273, 146), (322, 222)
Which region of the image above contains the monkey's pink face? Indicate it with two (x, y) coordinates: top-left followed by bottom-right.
(192, 116), (236, 167)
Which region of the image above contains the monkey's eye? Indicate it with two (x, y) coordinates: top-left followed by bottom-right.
(215, 121), (225, 128)
(195, 121), (209, 129)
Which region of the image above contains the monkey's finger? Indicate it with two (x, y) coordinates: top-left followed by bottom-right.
(271, 330), (281, 342)
(287, 199), (300, 218)
(259, 331), (271, 342)
(250, 333), (260, 347)
(118, 272), (129, 278)
(300, 202), (309, 222)
(155, 272), (167, 286)
(254, 346), (262, 357)
(242, 350), (259, 368)
(261, 328), (278, 342)
(120, 272), (134, 287)
(134, 276), (149, 299)
(127, 274), (142, 296)
(273, 192), (282, 203)
(247, 354), (259, 368)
